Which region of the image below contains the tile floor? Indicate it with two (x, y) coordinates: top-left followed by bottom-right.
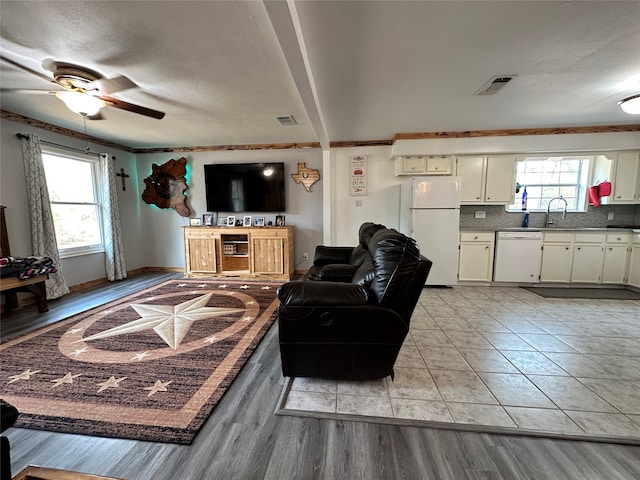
(281, 286), (640, 442)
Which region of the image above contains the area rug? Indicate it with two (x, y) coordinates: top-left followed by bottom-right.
(0, 279), (281, 444)
(521, 287), (640, 300)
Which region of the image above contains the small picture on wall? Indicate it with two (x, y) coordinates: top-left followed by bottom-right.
(189, 218), (202, 226)
(202, 213), (215, 226)
(227, 215), (236, 227)
(217, 217), (227, 226)
(254, 217), (265, 227)
(275, 215), (286, 226)
(243, 215), (252, 227)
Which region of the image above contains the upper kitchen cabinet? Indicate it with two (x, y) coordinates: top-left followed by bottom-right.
(593, 151), (640, 204)
(394, 155), (453, 175)
(456, 155), (516, 204)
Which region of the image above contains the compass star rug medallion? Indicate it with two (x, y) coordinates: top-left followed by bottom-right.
(0, 279), (281, 444)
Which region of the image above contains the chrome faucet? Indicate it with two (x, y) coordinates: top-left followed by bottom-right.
(545, 196), (568, 227)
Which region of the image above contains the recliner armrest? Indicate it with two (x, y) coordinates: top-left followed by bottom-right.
(277, 281), (369, 306)
(312, 246), (354, 267)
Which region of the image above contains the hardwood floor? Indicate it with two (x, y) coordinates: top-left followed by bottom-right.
(2, 273), (639, 480)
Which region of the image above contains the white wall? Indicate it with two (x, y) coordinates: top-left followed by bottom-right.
(0, 118), (145, 286)
(134, 148), (324, 270)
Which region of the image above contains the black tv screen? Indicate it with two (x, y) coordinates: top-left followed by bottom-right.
(204, 162), (285, 213)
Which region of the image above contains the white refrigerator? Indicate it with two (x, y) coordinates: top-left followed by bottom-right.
(409, 176), (461, 286)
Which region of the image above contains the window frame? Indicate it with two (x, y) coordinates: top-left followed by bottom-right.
(41, 146), (105, 258)
(506, 154), (594, 213)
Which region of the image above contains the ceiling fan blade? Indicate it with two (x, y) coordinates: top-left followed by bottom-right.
(85, 75), (137, 95)
(1, 55), (58, 86)
(99, 95), (165, 119)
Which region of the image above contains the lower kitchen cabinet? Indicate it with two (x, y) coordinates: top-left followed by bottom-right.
(458, 232), (494, 282)
(628, 234), (640, 288)
(602, 233), (631, 284)
(540, 233), (573, 283)
(570, 233), (605, 283)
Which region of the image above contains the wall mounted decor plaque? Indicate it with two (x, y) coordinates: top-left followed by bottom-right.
(142, 157), (191, 217)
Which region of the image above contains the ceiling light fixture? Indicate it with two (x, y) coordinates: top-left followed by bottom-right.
(55, 91), (106, 116)
(618, 94), (640, 114)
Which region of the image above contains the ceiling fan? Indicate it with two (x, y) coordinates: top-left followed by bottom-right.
(0, 55), (165, 119)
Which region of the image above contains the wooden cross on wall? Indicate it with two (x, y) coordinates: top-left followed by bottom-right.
(116, 168), (130, 191)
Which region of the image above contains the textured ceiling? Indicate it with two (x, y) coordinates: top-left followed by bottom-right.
(1, 1), (639, 150)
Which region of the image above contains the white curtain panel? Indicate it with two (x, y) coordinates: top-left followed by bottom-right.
(99, 153), (127, 281)
(20, 135), (70, 299)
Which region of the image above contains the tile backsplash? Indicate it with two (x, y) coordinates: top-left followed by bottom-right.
(460, 204), (640, 230)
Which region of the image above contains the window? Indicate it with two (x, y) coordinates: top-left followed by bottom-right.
(507, 155), (591, 212)
(42, 148), (104, 257)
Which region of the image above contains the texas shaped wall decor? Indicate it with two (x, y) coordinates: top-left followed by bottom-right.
(142, 157), (191, 217)
(291, 162), (320, 192)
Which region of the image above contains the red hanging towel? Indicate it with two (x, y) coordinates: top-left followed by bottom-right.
(588, 185), (600, 207)
(598, 181), (612, 197)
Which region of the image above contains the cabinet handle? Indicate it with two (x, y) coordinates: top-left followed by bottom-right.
(485, 246), (489, 250)
(487, 197), (491, 200)
(565, 247), (570, 250)
(577, 247), (581, 250)
(474, 236), (478, 240)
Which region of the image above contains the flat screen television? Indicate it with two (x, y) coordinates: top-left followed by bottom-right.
(204, 162), (285, 213)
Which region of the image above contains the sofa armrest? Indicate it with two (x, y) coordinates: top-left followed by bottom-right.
(316, 264), (358, 282)
(277, 281), (369, 306)
(312, 246), (354, 267)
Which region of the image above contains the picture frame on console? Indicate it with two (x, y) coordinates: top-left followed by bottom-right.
(254, 217), (265, 227)
(217, 217), (227, 226)
(202, 213), (215, 226)
(227, 216), (236, 227)
(189, 218), (202, 226)
(275, 215), (285, 226)
(243, 216), (252, 227)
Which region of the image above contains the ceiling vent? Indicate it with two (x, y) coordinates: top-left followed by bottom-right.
(276, 115), (297, 126)
(475, 76), (515, 96)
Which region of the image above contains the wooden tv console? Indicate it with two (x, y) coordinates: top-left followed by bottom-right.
(183, 226), (294, 281)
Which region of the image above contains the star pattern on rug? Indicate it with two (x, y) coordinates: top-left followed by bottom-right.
(144, 380), (172, 397)
(51, 373), (82, 388)
(76, 293), (244, 350)
(7, 369), (40, 384)
(69, 347), (89, 357)
(132, 351), (151, 361)
(97, 376), (126, 393)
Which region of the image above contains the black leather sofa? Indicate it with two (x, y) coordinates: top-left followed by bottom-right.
(277, 224), (432, 380)
(1, 399), (18, 480)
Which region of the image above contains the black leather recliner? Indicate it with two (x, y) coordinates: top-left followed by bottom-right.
(277, 226), (432, 380)
(305, 222), (386, 282)
(1, 399), (19, 480)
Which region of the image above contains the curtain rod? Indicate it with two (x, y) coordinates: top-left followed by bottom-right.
(15, 133), (114, 159)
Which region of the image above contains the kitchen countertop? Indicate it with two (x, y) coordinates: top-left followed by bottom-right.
(461, 227), (640, 232)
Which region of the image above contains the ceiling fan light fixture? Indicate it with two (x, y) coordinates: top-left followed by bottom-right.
(618, 94), (640, 114)
(55, 91), (106, 116)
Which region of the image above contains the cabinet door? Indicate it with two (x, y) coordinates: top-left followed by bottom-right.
(458, 242), (493, 281)
(185, 235), (217, 274)
(571, 244), (604, 283)
(540, 244), (573, 282)
(602, 245), (629, 284)
(252, 237), (284, 274)
(403, 156), (426, 174)
(611, 151), (640, 203)
(456, 156), (485, 203)
(628, 245), (640, 287)
(485, 155), (516, 203)
(425, 156), (452, 174)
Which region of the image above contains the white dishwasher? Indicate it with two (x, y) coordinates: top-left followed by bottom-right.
(493, 231), (542, 283)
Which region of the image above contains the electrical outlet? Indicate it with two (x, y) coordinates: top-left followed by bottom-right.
(475, 211), (486, 219)
(303, 253), (309, 260)
(607, 212), (615, 220)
